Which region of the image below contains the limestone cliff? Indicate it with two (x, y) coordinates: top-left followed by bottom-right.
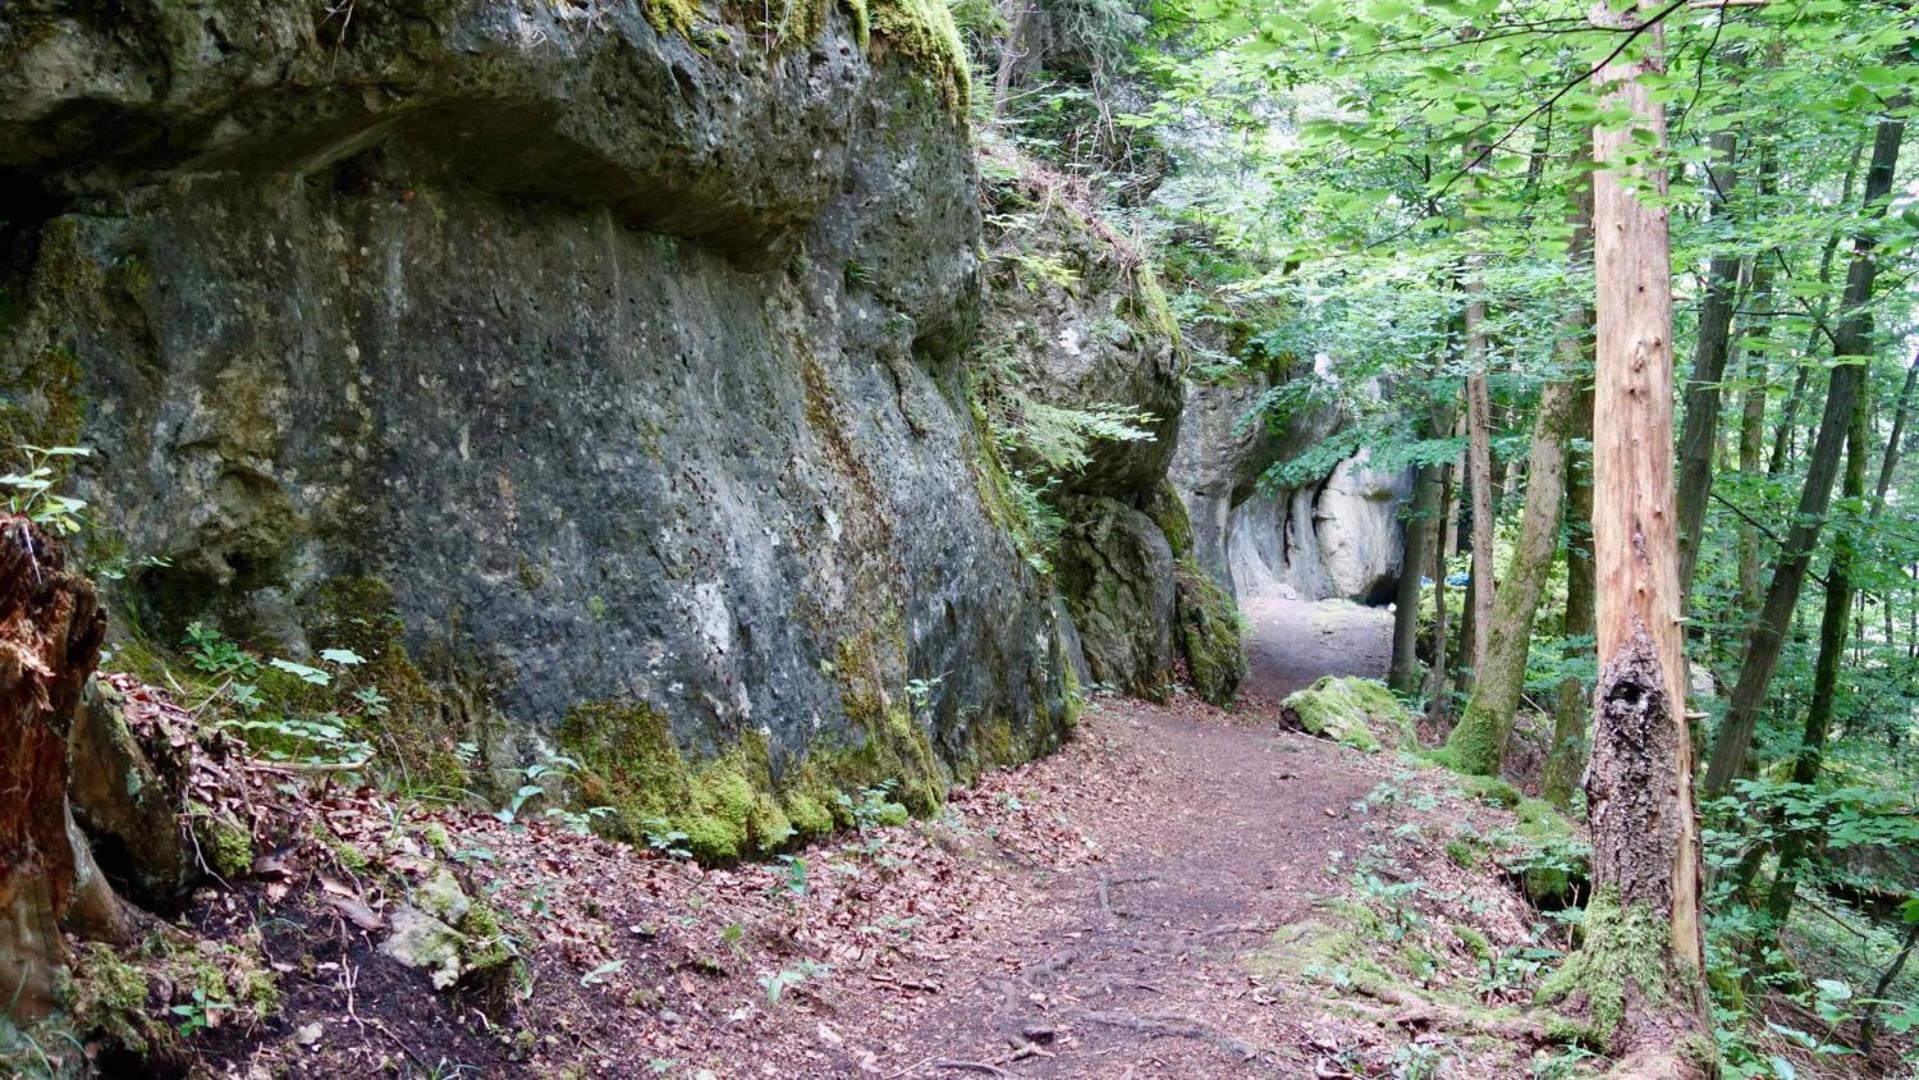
(0, 0), (1071, 858)
(1172, 373), (1411, 607)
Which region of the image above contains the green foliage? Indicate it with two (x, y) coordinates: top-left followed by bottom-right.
(1, 443), (90, 534)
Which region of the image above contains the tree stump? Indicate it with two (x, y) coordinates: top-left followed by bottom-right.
(0, 514), (109, 1020)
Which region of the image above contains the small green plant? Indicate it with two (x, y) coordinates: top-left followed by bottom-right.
(772, 854), (808, 899)
(1, 444), (90, 534)
(640, 817), (693, 859)
(169, 988), (235, 1036)
(183, 621), (260, 679)
(758, 960), (831, 1006)
(905, 675), (944, 714)
(839, 780), (910, 832)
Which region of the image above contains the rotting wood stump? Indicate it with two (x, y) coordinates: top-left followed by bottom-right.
(0, 514), (110, 1020)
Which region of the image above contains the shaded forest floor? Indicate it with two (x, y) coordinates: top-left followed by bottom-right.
(165, 600), (1883, 1078)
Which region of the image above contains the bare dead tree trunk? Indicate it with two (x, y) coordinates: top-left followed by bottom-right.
(1675, 129), (1743, 608)
(1542, 8), (1707, 1070)
(1445, 147), (1591, 775)
(0, 515), (114, 1021)
(1705, 107), (1907, 798)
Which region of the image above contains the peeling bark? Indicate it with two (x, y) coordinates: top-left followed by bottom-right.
(0, 514), (112, 1020)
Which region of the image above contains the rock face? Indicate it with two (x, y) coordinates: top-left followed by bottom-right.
(1171, 377), (1410, 605)
(0, 0), (1070, 853)
(975, 168), (1242, 704)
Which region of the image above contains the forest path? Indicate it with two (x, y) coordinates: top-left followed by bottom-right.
(866, 597), (1399, 1077)
(214, 599), (1422, 1079)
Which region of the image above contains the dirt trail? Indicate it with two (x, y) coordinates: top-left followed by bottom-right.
(866, 597), (1399, 1077)
(195, 599), (1425, 1079)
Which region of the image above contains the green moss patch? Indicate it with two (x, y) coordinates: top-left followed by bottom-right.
(1281, 677), (1414, 753)
(1537, 887), (1679, 1051)
(868, 0), (971, 110)
(1173, 558), (1245, 707)
(302, 577), (474, 796)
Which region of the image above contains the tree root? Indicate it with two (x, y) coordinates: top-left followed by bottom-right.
(1069, 1009), (1262, 1061)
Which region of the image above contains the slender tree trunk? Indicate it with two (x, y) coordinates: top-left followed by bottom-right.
(1764, 392), (1869, 926)
(1445, 378), (1577, 773)
(0, 516), (114, 1021)
(991, 1), (1034, 119)
(1446, 148), (1592, 775)
(1425, 462), (1457, 720)
(1675, 130), (1744, 608)
(1543, 9), (1707, 1068)
(1546, 378), (1598, 809)
(1391, 461), (1443, 694)
(1464, 363), (1496, 676)
(1704, 108), (1907, 797)
(1872, 350), (1919, 512)
(1735, 273), (1774, 620)
(1767, 139), (1863, 478)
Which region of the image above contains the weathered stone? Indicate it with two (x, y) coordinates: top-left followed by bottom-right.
(1279, 676), (1414, 753)
(1315, 450), (1412, 604)
(977, 170), (1183, 498)
(66, 675), (196, 907)
(1052, 496), (1176, 700)
(1171, 372), (1410, 605)
(380, 906), (467, 991)
(0, 0), (1069, 830)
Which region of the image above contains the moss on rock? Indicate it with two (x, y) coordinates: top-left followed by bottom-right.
(1173, 557), (1245, 707)
(1281, 677), (1414, 753)
(867, 0), (971, 111)
(303, 577), (471, 795)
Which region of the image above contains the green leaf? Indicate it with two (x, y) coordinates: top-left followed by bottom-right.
(268, 658), (332, 686)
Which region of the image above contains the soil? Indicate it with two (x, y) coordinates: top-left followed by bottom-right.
(153, 598), (1889, 1079)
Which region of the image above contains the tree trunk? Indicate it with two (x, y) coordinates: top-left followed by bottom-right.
(990, 0), (1034, 119)
(1872, 350), (1919, 513)
(1543, 8), (1707, 1069)
(1763, 390), (1869, 926)
(1445, 147), (1591, 775)
(1546, 377), (1598, 809)
(1444, 378), (1577, 774)
(1675, 129), (1743, 608)
(1424, 462), (1457, 721)
(1735, 271), (1773, 620)
(1464, 363), (1496, 677)
(1767, 139), (1863, 479)
(0, 515), (112, 1021)
(1390, 461), (1442, 694)
(1704, 108), (1907, 798)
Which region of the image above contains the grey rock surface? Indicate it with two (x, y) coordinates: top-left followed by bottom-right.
(1, 1), (1069, 797)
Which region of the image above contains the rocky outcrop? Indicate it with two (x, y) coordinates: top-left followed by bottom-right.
(1172, 374), (1411, 606)
(974, 160), (1242, 705)
(0, 0), (1069, 856)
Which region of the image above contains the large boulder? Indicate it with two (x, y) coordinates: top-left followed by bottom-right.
(976, 158), (1183, 498)
(1171, 366), (1409, 605)
(1051, 496), (1176, 700)
(0, 0), (1071, 842)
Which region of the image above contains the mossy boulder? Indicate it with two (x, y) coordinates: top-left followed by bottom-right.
(1173, 558), (1245, 706)
(1280, 677), (1415, 753)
